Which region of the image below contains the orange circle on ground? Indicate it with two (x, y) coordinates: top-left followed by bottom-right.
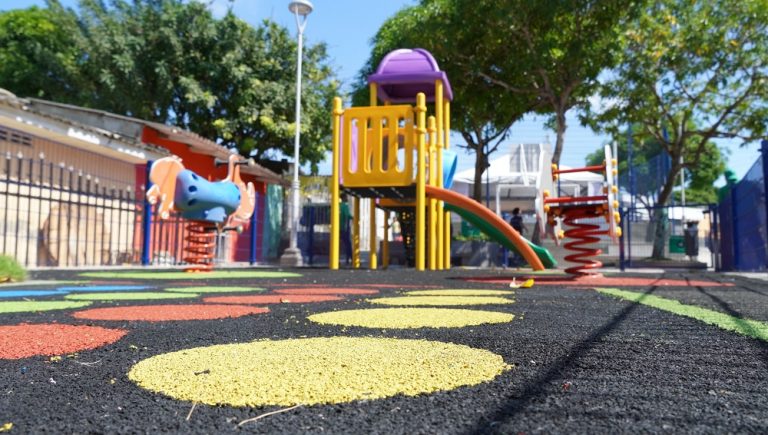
(204, 295), (343, 305)
(274, 288), (379, 295)
(0, 324), (127, 359)
(72, 304), (269, 322)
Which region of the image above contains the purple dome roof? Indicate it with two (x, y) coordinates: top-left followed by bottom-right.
(367, 48), (453, 104)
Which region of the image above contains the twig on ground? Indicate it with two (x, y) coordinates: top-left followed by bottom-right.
(186, 403), (197, 421)
(76, 360), (102, 366)
(237, 405), (303, 426)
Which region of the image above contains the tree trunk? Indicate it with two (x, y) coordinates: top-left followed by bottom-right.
(650, 162), (682, 259)
(551, 108), (567, 166)
(472, 142), (486, 202)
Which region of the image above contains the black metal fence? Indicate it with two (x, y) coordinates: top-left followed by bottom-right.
(619, 204), (719, 269)
(1, 152), (140, 267)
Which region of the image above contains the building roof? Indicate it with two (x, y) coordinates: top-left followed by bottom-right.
(23, 98), (285, 185)
(0, 90), (169, 163)
(367, 48), (454, 103)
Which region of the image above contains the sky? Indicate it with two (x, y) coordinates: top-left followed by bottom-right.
(2, 0), (763, 182)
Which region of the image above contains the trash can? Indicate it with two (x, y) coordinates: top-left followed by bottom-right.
(684, 221), (699, 257)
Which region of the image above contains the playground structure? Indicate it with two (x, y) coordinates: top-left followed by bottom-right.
(536, 145), (622, 275)
(328, 48), (552, 271)
(146, 154), (255, 271)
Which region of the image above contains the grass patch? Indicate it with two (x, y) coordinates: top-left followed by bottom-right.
(164, 286), (266, 294)
(0, 255), (26, 283)
(0, 301), (91, 314)
(79, 270), (302, 280)
(596, 287), (768, 342)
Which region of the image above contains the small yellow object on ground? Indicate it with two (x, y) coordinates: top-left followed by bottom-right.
(309, 308), (514, 329)
(370, 296), (513, 306)
(129, 337), (510, 406)
(0, 422), (12, 432)
(405, 289), (515, 296)
(509, 278), (534, 289)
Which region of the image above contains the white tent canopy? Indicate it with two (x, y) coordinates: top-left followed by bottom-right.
(451, 144), (605, 214)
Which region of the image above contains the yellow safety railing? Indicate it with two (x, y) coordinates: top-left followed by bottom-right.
(340, 105), (416, 188)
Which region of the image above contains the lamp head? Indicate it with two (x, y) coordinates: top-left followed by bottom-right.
(288, 0), (313, 16)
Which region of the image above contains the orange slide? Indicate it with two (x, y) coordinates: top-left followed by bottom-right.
(425, 185), (545, 271)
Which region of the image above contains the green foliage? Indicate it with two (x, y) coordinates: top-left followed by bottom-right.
(0, 255), (26, 282)
(355, 0), (639, 200)
(586, 125), (725, 207)
(0, 3), (84, 102)
(0, 0), (339, 167)
(588, 0), (768, 206)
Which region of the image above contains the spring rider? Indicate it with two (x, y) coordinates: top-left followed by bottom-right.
(535, 144), (621, 277)
(146, 154), (255, 272)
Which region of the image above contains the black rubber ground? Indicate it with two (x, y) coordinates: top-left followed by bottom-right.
(1, 268), (767, 434)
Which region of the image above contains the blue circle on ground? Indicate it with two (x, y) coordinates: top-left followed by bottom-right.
(0, 290), (64, 299)
(56, 285), (151, 293)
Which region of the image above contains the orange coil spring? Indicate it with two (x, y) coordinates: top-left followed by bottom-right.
(183, 220), (217, 272)
(562, 206), (609, 276)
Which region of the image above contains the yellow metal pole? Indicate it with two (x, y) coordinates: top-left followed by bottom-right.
(428, 116), (437, 270)
(369, 83), (377, 107)
(415, 93), (427, 271)
(435, 81), (445, 269)
(369, 199), (377, 269)
(382, 210), (390, 269)
(330, 97), (342, 269)
(443, 101), (451, 269)
(352, 196), (360, 268)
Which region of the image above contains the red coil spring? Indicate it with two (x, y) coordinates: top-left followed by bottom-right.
(183, 220), (217, 272)
(562, 206), (609, 276)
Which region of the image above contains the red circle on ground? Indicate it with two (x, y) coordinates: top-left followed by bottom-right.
(270, 284), (330, 287)
(204, 294), (343, 305)
(462, 276), (733, 287)
(72, 304), (269, 322)
(0, 324), (127, 359)
(356, 284), (443, 289)
(274, 288), (379, 295)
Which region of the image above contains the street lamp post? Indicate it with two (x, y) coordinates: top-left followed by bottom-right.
(280, 0), (313, 267)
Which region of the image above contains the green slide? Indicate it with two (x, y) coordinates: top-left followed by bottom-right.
(445, 204), (557, 268)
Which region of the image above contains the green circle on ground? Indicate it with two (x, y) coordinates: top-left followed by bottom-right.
(65, 292), (198, 301)
(309, 308), (514, 329)
(163, 286), (266, 294)
(371, 296), (514, 306)
(129, 337), (510, 406)
(406, 289), (515, 296)
(79, 271), (302, 280)
(0, 301), (92, 314)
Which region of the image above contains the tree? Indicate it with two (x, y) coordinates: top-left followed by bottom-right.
(354, 1), (539, 201)
(585, 126), (726, 209)
(447, 0), (642, 166)
(3, 0), (338, 169)
(0, 4), (85, 102)
(588, 0), (768, 258)
(76, 0), (338, 168)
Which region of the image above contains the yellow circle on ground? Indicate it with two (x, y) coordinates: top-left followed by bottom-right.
(308, 308), (514, 329)
(163, 286), (266, 294)
(371, 296), (514, 306)
(128, 337), (510, 406)
(406, 289), (515, 296)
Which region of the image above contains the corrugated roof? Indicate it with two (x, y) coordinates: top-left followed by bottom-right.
(23, 98), (285, 185)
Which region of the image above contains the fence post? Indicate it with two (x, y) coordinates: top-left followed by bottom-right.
(141, 161), (153, 266)
(619, 207), (626, 271)
(762, 140), (768, 270)
(249, 191), (259, 265)
(730, 184), (739, 270)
